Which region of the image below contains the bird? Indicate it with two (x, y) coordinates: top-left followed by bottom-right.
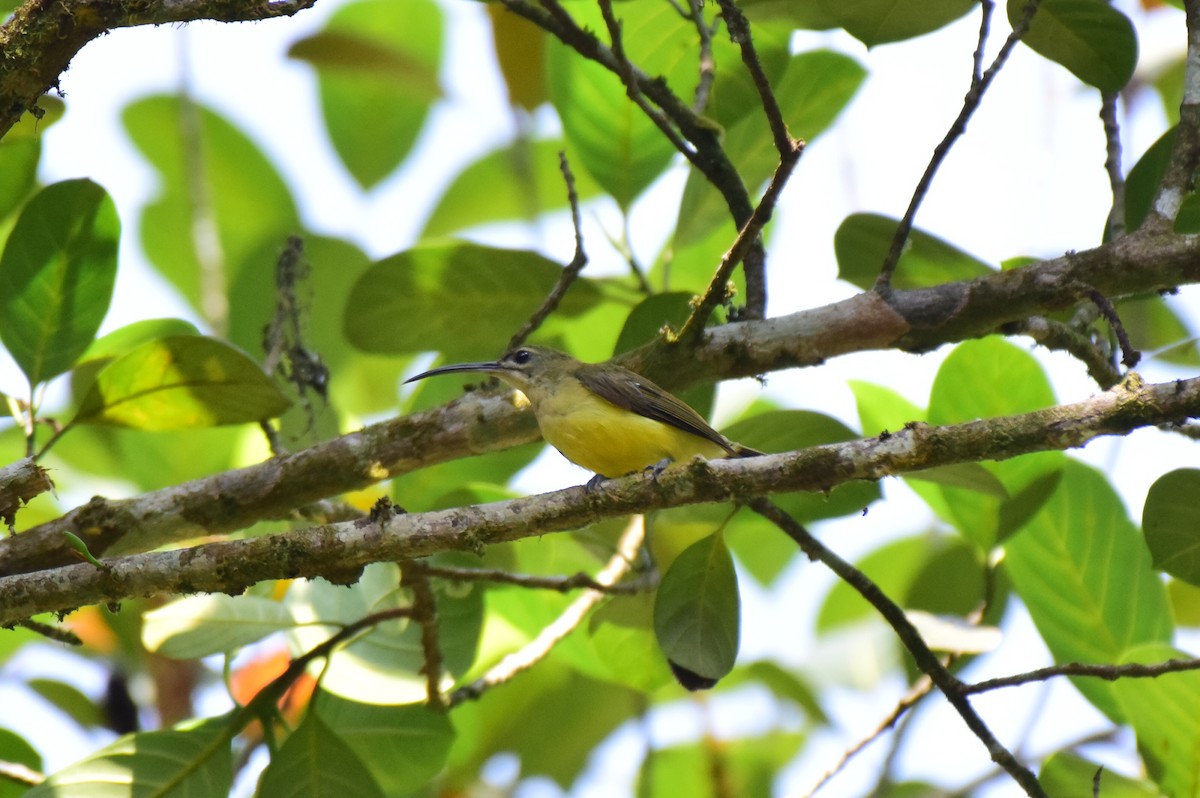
(404, 345), (760, 480)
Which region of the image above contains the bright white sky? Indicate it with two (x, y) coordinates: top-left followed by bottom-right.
(4, 0), (1196, 795)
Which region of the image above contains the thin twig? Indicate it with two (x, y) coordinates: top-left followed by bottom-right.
(1081, 286), (1140, 368)
(688, 0), (717, 114)
(508, 151), (589, 350)
(1100, 92), (1126, 239)
(964, 656), (1200, 695)
(447, 515), (645, 706)
(715, 0), (793, 158)
(803, 677), (935, 797)
(971, 1), (995, 85)
(421, 563), (654, 594)
(401, 561), (447, 711)
(748, 497), (1047, 798)
(1005, 316), (1123, 389)
(874, 0), (1043, 293)
(677, 141), (802, 345)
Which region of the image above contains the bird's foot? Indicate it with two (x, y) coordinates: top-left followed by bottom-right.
(645, 458), (673, 479)
(584, 473), (609, 492)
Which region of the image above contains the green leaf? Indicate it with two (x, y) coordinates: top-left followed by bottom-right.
(72, 336), (290, 430)
(122, 95), (299, 312)
(70, 318), (202, 406)
(0, 179), (119, 387)
(1039, 751), (1162, 798)
(653, 532), (740, 686)
(906, 464), (1008, 497)
(443, 664), (641, 789)
(1010, 0), (1138, 92)
(545, 2), (683, 209)
(675, 50), (865, 247)
(1168, 578), (1200, 627)
(587, 593), (675, 692)
(638, 732), (806, 798)
(1112, 643), (1200, 798)
(26, 718), (232, 798)
(1004, 462), (1173, 721)
(27, 679), (103, 729)
(1116, 294), (1200, 367)
(928, 337), (1062, 548)
(289, 0), (442, 188)
(818, 534), (982, 631)
(835, 213), (994, 291)
(343, 243), (600, 359)
(142, 594), (294, 659)
(724, 410), (882, 522)
(1121, 127), (1176, 236)
(818, 0), (975, 46)
(257, 712), (385, 798)
(314, 694), (454, 794)
(420, 137), (601, 238)
(0, 726), (40, 798)
(287, 563), (482, 704)
(850, 379), (925, 436)
(1143, 468), (1200, 584)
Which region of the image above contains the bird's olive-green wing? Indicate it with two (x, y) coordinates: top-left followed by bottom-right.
(577, 365), (740, 455)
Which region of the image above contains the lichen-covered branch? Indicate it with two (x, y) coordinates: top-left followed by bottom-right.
(3, 373), (1200, 625)
(3, 226), (1199, 577)
(0, 0), (317, 139)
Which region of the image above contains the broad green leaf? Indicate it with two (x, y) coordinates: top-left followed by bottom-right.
(257, 713), (384, 798)
(444, 663), (641, 789)
(1143, 468), (1200, 584)
(818, 534), (984, 631)
(1112, 643), (1200, 798)
(835, 213), (994, 291)
(0, 100), (62, 228)
(724, 410), (882, 522)
(289, 0), (442, 188)
(1121, 127), (1176, 236)
(122, 95), (299, 312)
(1116, 294), (1200, 367)
(653, 532), (740, 686)
(72, 336), (290, 430)
(26, 679), (103, 729)
(0, 179), (119, 387)
(421, 137), (601, 238)
(818, 0), (975, 46)
(637, 732), (805, 798)
(488, 2), (547, 111)
(587, 593), (675, 692)
(287, 563), (482, 704)
(545, 2), (686, 208)
(70, 318), (202, 406)
(740, 0), (838, 30)
(1039, 751), (1162, 798)
(675, 50), (866, 246)
(26, 718), (232, 798)
(724, 508), (799, 586)
(343, 243), (600, 359)
(0, 727), (40, 798)
(314, 694), (454, 795)
(1010, 0), (1138, 93)
(1152, 56), (1185, 127)
(1168, 578), (1200, 627)
(850, 379), (925, 436)
(906, 464), (1008, 497)
(1005, 462), (1173, 721)
(142, 594), (294, 659)
(928, 337), (1062, 548)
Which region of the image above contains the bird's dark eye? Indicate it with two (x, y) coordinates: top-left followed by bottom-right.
(510, 348), (532, 365)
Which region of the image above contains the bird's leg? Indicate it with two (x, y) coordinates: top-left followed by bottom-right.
(645, 458), (673, 478)
(584, 473), (609, 492)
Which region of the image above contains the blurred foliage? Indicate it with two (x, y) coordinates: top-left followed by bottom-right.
(0, 0), (1192, 797)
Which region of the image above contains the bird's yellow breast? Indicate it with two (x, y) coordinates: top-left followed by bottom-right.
(527, 377), (727, 477)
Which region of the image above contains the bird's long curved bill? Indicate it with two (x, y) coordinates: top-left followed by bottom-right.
(404, 361), (506, 384)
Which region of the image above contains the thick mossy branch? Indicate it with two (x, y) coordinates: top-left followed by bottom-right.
(2, 373), (1199, 624)
(0, 0), (316, 138)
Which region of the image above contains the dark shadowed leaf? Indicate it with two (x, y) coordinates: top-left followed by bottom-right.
(1143, 468), (1200, 584)
(818, 0), (975, 46)
(1010, 0), (1138, 92)
(257, 713), (385, 798)
(654, 532), (740, 685)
